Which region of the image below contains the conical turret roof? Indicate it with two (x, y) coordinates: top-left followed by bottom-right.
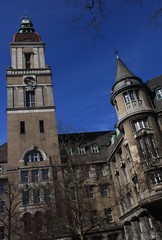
(115, 54), (136, 83)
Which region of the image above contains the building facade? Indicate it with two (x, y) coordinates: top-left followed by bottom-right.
(0, 17), (161, 240)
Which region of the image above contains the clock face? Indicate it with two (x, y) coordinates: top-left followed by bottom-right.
(24, 76), (36, 86)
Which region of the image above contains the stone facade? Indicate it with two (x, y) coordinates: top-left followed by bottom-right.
(0, 17), (161, 240)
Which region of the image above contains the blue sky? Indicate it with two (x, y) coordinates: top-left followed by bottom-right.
(0, 0), (162, 144)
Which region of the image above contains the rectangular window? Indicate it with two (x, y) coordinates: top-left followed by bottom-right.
(91, 144), (99, 154)
(33, 189), (40, 204)
(138, 135), (158, 161)
(25, 53), (31, 69)
(90, 210), (98, 225)
(31, 170), (39, 182)
(0, 202), (5, 214)
(133, 119), (149, 132)
(25, 91), (35, 107)
(21, 171), (29, 183)
(44, 189), (51, 203)
(152, 171), (162, 184)
(20, 121), (25, 134)
(100, 184), (108, 197)
(22, 190), (29, 206)
(123, 90), (142, 109)
(104, 208), (113, 223)
(78, 146), (86, 155)
(39, 120), (44, 133)
(0, 182), (5, 193)
(0, 226), (5, 240)
(42, 169), (49, 181)
(65, 148), (73, 155)
(85, 185), (94, 198)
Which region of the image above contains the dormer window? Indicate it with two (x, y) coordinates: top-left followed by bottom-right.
(156, 89), (162, 100)
(91, 144), (99, 154)
(78, 146), (86, 155)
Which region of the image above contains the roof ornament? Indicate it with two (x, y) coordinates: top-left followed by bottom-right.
(114, 48), (119, 59)
(19, 12), (35, 33)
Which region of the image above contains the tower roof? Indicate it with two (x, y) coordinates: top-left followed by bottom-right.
(19, 15), (35, 33)
(115, 53), (136, 83)
(13, 14), (41, 42)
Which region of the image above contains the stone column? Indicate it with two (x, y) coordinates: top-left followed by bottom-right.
(131, 218), (141, 240)
(124, 222), (132, 240)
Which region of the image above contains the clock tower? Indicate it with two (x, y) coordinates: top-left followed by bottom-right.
(6, 16), (60, 194)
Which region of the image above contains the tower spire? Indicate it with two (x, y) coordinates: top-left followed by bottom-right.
(115, 54), (136, 83)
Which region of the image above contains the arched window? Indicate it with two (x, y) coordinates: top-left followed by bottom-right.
(23, 212), (32, 233)
(34, 211), (42, 232)
(24, 148), (43, 163)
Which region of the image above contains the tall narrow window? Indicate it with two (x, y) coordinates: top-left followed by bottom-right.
(90, 210), (98, 226)
(20, 121), (25, 134)
(156, 89), (162, 100)
(104, 208), (113, 223)
(25, 53), (31, 69)
(39, 120), (44, 133)
(33, 189), (40, 204)
(42, 169), (49, 181)
(22, 190), (29, 206)
(25, 91), (35, 107)
(31, 170), (39, 182)
(21, 171), (29, 183)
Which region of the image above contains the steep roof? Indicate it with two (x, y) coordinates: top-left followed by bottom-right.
(115, 55), (136, 83)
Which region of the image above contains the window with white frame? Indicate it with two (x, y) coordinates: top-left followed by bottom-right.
(123, 89), (142, 109)
(151, 171), (162, 185)
(133, 119), (149, 132)
(78, 146), (86, 155)
(66, 147), (73, 155)
(91, 144), (99, 154)
(156, 89), (162, 100)
(104, 208), (113, 223)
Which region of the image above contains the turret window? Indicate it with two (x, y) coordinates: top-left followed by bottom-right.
(123, 90), (142, 109)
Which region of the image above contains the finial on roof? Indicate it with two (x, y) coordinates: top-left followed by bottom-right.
(114, 49), (119, 59)
(19, 12), (35, 33)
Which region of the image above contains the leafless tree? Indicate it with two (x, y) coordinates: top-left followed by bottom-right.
(0, 179), (24, 240)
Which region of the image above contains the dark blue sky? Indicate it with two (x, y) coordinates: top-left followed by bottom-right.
(1, 0), (162, 144)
